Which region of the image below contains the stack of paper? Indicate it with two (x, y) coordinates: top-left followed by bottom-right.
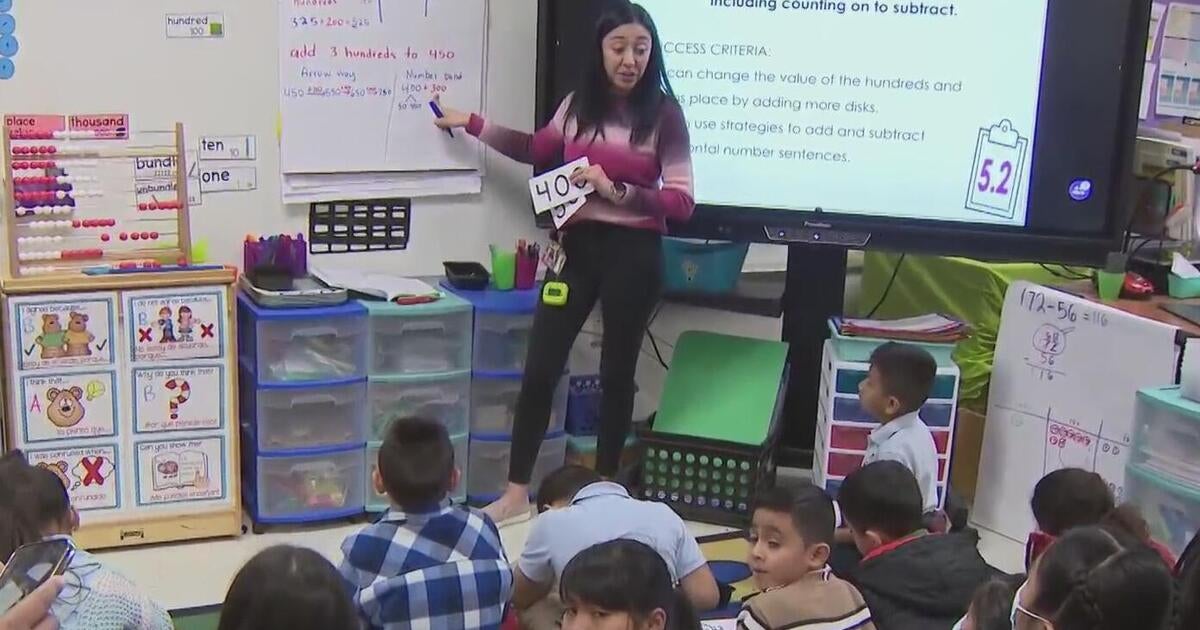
(833, 314), (969, 343)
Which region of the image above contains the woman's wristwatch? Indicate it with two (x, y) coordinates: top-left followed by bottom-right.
(610, 181), (628, 202)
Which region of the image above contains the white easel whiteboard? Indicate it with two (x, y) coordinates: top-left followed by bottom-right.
(973, 282), (1179, 543)
(279, 0), (487, 174)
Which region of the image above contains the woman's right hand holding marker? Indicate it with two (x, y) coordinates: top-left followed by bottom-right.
(431, 95), (471, 130)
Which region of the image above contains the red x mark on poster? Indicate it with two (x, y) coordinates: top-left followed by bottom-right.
(80, 457), (107, 486)
(138, 328), (153, 342)
(200, 323), (215, 339)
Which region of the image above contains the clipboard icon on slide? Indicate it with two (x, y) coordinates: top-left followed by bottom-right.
(965, 119), (1029, 220)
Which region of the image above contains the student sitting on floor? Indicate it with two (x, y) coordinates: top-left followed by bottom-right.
(339, 418), (513, 630)
(513, 465), (719, 623)
(839, 461), (993, 630)
(558, 539), (701, 630)
(0, 451), (172, 630)
(1012, 526), (1173, 630)
(219, 545), (359, 630)
(1027, 467), (1177, 570)
(953, 577), (1021, 630)
(737, 485), (875, 630)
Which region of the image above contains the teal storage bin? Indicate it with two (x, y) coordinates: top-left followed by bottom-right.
(1168, 273), (1200, 299)
(662, 238), (749, 294)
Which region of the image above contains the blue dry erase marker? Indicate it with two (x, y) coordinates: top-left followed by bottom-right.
(429, 100), (455, 138)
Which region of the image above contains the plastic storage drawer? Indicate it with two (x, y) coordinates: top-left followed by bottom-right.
(470, 374), (567, 437)
(1125, 463), (1200, 557)
(242, 371), (367, 452)
(245, 445), (366, 523)
(368, 372), (471, 441)
(1133, 387), (1200, 484)
(237, 294), (367, 384)
(467, 433), (567, 501)
(361, 297), (473, 376)
(366, 434), (468, 511)
(474, 311), (534, 374)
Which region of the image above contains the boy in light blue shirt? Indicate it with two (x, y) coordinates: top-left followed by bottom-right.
(512, 465), (719, 628)
(856, 342), (940, 515)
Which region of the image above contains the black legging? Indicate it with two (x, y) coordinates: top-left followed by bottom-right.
(509, 221), (663, 483)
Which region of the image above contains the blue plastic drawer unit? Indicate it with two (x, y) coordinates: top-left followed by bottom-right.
(470, 373), (568, 437)
(368, 371), (471, 441)
(237, 294), (367, 385)
(240, 364), (367, 453)
(243, 441), (366, 525)
(467, 432), (566, 503)
(440, 282), (539, 375)
(360, 296), (473, 377)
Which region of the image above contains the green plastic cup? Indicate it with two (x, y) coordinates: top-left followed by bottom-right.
(491, 248), (516, 291)
(1096, 270), (1123, 302)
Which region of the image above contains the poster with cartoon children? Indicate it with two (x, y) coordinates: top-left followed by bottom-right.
(26, 445), (121, 511)
(132, 365), (224, 433)
(20, 372), (118, 443)
(125, 289), (224, 363)
(135, 436), (225, 505)
(8, 293), (115, 372)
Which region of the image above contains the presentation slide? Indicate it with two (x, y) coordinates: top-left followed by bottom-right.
(639, 0), (1050, 226)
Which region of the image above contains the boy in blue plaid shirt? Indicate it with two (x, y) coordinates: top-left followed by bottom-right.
(340, 418), (514, 630)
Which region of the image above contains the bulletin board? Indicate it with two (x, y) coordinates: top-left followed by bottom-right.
(1, 272), (242, 549)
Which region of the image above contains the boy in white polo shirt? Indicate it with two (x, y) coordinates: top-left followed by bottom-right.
(513, 465), (720, 627)
(855, 342), (940, 515)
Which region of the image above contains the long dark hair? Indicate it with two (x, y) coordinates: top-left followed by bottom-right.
(1029, 526), (1172, 630)
(566, 1), (677, 146)
(560, 539), (699, 630)
(218, 545), (359, 630)
(1031, 468), (1151, 540)
(0, 451), (72, 561)
(1178, 532), (1200, 630)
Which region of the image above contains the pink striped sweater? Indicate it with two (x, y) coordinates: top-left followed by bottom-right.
(467, 95), (695, 233)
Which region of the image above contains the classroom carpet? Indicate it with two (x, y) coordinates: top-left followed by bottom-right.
(162, 531), (753, 630)
(697, 531), (756, 609)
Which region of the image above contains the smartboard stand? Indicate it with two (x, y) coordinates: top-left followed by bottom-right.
(778, 244), (848, 466)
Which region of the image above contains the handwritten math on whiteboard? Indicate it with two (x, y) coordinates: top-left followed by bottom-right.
(279, 0), (486, 174)
(1016, 286), (1109, 382)
(973, 282), (1178, 543)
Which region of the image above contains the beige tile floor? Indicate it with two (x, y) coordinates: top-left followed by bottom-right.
(95, 487), (1024, 610)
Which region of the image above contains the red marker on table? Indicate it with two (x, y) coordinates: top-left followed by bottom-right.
(429, 100), (454, 138)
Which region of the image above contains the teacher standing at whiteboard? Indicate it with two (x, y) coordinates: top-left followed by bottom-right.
(435, 0), (694, 523)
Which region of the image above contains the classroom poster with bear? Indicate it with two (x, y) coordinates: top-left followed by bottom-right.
(26, 445), (121, 511)
(20, 372), (118, 443)
(9, 294), (116, 372)
(126, 289), (224, 363)
(134, 436), (225, 506)
(131, 365), (224, 433)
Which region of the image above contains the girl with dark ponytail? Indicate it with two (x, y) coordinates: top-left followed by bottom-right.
(1012, 526), (1173, 630)
(559, 539), (700, 630)
(1027, 468), (1177, 570)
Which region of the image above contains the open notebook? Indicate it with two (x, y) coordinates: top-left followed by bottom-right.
(311, 265), (440, 301)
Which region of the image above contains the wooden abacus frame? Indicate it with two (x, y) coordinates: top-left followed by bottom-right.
(1, 121), (193, 285)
